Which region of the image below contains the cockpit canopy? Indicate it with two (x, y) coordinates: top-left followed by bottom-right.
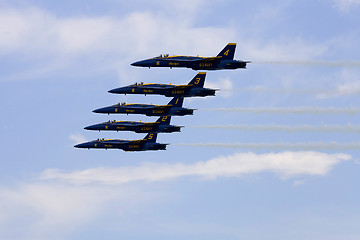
(155, 54), (170, 58)
(134, 82), (144, 86)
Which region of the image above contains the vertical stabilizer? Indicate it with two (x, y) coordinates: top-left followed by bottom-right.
(188, 72), (206, 88)
(156, 116), (171, 125)
(144, 132), (157, 143)
(216, 43), (236, 60)
(168, 97), (184, 107)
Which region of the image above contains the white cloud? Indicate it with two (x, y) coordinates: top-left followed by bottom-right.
(69, 133), (87, 145)
(0, 183), (113, 239)
(40, 151), (351, 185)
(206, 77), (233, 98)
(317, 81), (360, 99)
(333, 0), (360, 11)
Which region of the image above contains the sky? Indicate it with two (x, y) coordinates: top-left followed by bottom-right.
(1, 0), (360, 239)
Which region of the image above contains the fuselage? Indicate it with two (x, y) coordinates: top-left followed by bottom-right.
(74, 139), (167, 151)
(108, 84), (216, 97)
(131, 56), (248, 70)
(84, 120), (181, 133)
(92, 103), (194, 116)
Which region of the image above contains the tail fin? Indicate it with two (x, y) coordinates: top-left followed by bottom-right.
(156, 115), (171, 125)
(188, 72), (206, 88)
(144, 132), (157, 143)
(216, 43), (236, 60)
(168, 97), (183, 107)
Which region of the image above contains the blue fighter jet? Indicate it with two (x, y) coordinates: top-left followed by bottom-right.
(131, 43), (250, 70)
(93, 97), (193, 116)
(74, 133), (167, 151)
(108, 72), (216, 97)
(84, 115), (182, 133)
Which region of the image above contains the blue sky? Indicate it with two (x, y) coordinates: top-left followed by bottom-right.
(1, 0), (360, 239)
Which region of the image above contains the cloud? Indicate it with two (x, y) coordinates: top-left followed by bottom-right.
(40, 151), (351, 185)
(177, 142), (360, 151)
(206, 77), (233, 98)
(317, 81), (360, 99)
(189, 124), (360, 133)
(0, 183), (115, 239)
(333, 0), (360, 11)
(0, 8), (234, 59)
(201, 107), (360, 115)
(254, 60), (360, 68)
(69, 133), (87, 145)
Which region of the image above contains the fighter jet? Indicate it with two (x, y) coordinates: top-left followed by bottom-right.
(93, 97), (193, 116)
(84, 115), (181, 133)
(131, 43), (250, 70)
(74, 133), (167, 151)
(108, 72), (216, 97)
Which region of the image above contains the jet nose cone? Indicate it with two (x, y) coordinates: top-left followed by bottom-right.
(74, 143), (86, 148)
(93, 107), (107, 113)
(108, 87), (127, 94)
(84, 125), (97, 130)
(131, 59), (152, 67)
(131, 61), (141, 67)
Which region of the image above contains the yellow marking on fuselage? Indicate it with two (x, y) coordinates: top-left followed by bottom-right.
(199, 63), (213, 67)
(172, 90), (185, 94)
(129, 145), (140, 148)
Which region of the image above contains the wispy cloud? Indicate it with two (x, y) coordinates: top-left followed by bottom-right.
(206, 77), (233, 98)
(201, 107), (360, 115)
(0, 183), (116, 238)
(69, 133), (87, 145)
(333, 0), (360, 12)
(40, 151), (351, 185)
(317, 81), (360, 99)
(189, 124), (360, 133)
(176, 142), (360, 151)
(254, 60), (360, 68)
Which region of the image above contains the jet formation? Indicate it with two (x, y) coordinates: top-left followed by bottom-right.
(75, 43), (249, 151)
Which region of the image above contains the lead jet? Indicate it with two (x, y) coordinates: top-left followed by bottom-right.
(131, 43), (250, 70)
(84, 115), (181, 133)
(108, 72), (216, 97)
(74, 133), (167, 151)
(93, 97), (193, 116)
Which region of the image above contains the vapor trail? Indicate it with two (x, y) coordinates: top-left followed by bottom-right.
(189, 124), (360, 133)
(175, 142), (360, 151)
(254, 60), (360, 68)
(201, 107), (360, 115)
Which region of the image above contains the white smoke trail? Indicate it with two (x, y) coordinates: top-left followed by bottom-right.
(189, 124), (360, 133)
(254, 60), (360, 68)
(201, 107), (360, 115)
(175, 142), (360, 151)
